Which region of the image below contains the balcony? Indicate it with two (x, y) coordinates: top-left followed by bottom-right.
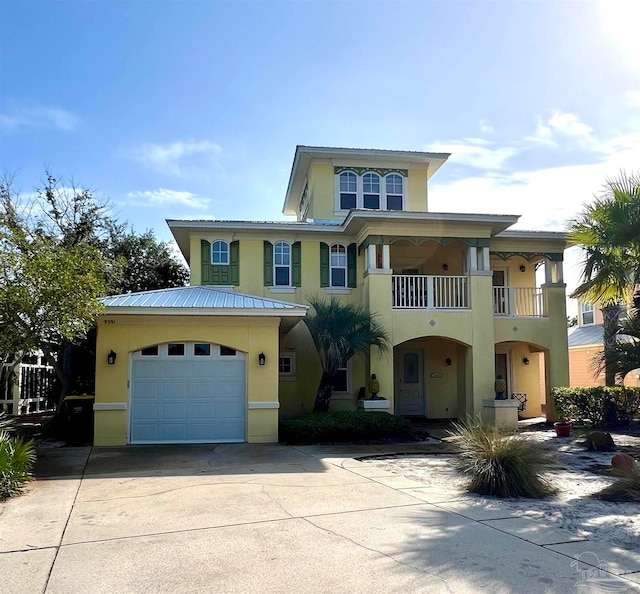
(493, 287), (546, 318)
(392, 275), (469, 309)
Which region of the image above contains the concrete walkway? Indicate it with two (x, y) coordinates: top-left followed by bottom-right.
(1, 443), (638, 594)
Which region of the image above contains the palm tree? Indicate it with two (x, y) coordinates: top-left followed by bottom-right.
(304, 297), (389, 412)
(569, 171), (640, 384)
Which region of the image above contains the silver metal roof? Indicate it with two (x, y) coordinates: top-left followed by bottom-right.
(102, 286), (308, 313)
(568, 324), (634, 348)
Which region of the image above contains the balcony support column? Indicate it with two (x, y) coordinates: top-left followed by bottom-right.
(466, 273), (496, 416)
(541, 284), (569, 421)
(382, 244), (390, 270)
(366, 245), (377, 272)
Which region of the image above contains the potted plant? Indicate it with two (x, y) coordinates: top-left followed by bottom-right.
(553, 420), (571, 437)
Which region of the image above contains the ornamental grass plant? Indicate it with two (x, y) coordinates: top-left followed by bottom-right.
(0, 429), (37, 500)
(451, 417), (557, 499)
(595, 471), (640, 502)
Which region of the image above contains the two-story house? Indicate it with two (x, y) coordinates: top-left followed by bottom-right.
(93, 146), (570, 445)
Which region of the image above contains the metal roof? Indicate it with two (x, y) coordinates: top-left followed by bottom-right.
(568, 324), (634, 348)
(101, 286), (308, 316)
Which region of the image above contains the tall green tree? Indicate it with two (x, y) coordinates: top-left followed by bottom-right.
(106, 224), (189, 293)
(568, 171), (640, 384)
(304, 297), (389, 412)
(0, 176), (112, 401)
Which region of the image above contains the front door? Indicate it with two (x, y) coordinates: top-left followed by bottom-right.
(394, 350), (425, 415)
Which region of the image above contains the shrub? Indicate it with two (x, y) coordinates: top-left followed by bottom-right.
(279, 411), (414, 445)
(594, 471), (640, 502)
(0, 430), (36, 500)
(552, 387), (640, 427)
(451, 418), (557, 499)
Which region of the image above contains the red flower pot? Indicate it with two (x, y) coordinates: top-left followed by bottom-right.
(554, 422), (571, 437)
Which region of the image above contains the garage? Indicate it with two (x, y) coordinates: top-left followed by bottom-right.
(130, 342), (246, 444)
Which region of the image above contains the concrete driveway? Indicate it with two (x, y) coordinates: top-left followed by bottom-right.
(1, 443), (638, 594)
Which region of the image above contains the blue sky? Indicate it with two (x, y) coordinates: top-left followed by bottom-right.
(1, 0), (638, 302)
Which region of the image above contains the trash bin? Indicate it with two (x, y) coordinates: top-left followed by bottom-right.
(64, 395), (95, 446)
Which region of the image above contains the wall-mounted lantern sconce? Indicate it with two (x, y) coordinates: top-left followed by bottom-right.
(522, 357), (530, 366)
(445, 357), (452, 366)
(107, 350), (117, 365)
(442, 263), (449, 271)
(258, 352), (266, 366)
(519, 265), (526, 272)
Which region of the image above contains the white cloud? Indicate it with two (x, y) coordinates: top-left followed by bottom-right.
(479, 119), (495, 135)
(0, 105), (79, 132)
(126, 188), (210, 209)
(125, 140), (222, 175)
(525, 110), (594, 146)
(427, 137), (517, 171)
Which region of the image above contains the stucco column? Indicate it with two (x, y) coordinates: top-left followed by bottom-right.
(382, 244), (390, 270)
(364, 270), (394, 409)
(466, 271), (496, 416)
(542, 283), (570, 421)
(366, 244), (377, 272)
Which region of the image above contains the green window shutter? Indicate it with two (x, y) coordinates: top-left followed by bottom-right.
(201, 240), (211, 284)
(320, 242), (330, 288)
(347, 243), (357, 288)
(263, 241), (273, 286)
(292, 242), (301, 287)
(229, 241), (239, 286)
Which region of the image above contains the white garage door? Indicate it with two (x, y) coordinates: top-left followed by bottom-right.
(130, 342), (246, 444)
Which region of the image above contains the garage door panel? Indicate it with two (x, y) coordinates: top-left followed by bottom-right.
(214, 421), (245, 441)
(130, 343), (246, 444)
(215, 399), (245, 418)
(190, 401), (216, 419)
(131, 402), (160, 422)
(161, 401), (188, 421)
(160, 381), (187, 399)
(131, 423), (160, 442)
(189, 381), (214, 399)
(133, 361), (161, 380)
(160, 423), (188, 442)
(162, 364), (189, 379)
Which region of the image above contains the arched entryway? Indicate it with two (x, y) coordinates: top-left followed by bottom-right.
(394, 337), (469, 418)
(495, 340), (547, 418)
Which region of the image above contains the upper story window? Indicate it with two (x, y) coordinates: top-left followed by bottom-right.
(274, 241), (291, 286)
(330, 244), (347, 287)
(386, 174), (403, 210)
(339, 172), (357, 210)
(363, 173), (380, 209)
(335, 168), (406, 212)
(211, 240), (229, 265)
(581, 302), (594, 325)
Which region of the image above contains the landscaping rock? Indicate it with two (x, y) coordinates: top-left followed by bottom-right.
(584, 431), (616, 451)
(611, 453), (637, 473)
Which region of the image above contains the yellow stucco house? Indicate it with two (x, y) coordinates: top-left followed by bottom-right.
(94, 145), (570, 445)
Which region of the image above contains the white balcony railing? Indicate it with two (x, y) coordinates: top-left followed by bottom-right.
(493, 287), (546, 317)
(392, 275), (469, 309)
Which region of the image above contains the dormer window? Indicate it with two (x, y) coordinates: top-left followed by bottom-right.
(386, 174), (403, 210)
(335, 168), (406, 212)
(211, 240), (229, 265)
(363, 173), (380, 209)
(339, 172), (357, 209)
(581, 302), (594, 325)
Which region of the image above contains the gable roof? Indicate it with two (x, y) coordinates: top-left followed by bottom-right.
(101, 286), (308, 317)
